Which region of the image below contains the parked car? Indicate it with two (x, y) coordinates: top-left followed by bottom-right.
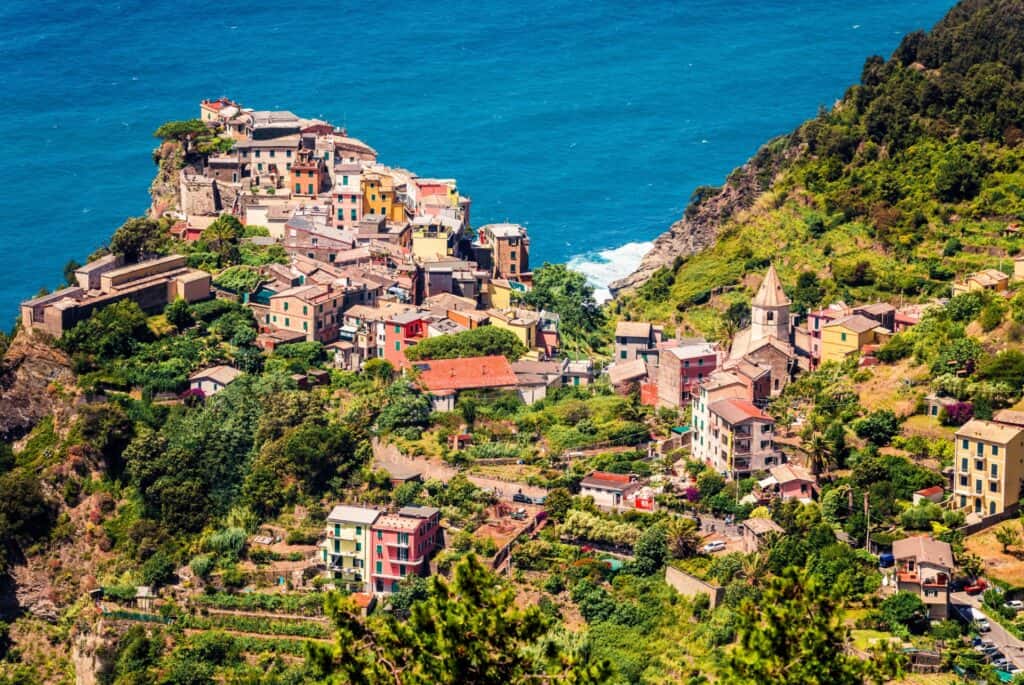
(977, 619), (992, 633)
(512, 492), (531, 504)
(951, 578), (970, 592)
(702, 541), (726, 554)
(1006, 600), (1024, 611)
(966, 579), (990, 595)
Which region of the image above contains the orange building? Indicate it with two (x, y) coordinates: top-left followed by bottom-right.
(290, 149), (327, 198)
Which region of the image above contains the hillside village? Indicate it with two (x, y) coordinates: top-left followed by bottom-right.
(7, 2), (1024, 680)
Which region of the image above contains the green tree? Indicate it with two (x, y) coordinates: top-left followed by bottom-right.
(632, 522), (668, 576)
(164, 298), (194, 332)
(542, 487), (573, 522)
(854, 410), (901, 447)
(667, 516), (702, 559)
(109, 217), (170, 263)
(520, 263), (604, 352)
(995, 524), (1022, 553)
(59, 299), (153, 360)
(717, 570), (903, 684)
(309, 554), (609, 684)
(878, 591), (927, 632)
(403, 326), (527, 361)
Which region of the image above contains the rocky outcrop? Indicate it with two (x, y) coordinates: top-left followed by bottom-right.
(0, 328), (75, 441)
(148, 140), (186, 217)
(609, 139), (796, 296)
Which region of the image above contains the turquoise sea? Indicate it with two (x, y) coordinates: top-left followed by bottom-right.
(0, 1), (954, 322)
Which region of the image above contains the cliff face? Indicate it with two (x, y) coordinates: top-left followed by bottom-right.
(0, 328), (75, 442)
(148, 139), (186, 218)
(609, 142), (793, 296)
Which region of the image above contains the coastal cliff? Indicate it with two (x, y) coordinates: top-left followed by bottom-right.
(0, 329), (75, 442)
(609, 142), (792, 295)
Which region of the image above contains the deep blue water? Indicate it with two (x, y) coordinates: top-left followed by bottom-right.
(0, 1), (953, 322)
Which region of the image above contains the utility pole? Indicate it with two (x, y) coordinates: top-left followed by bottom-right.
(864, 491), (871, 553)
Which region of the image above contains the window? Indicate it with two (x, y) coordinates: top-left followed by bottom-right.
(992, 463), (999, 478)
(400, 565), (407, 577)
(961, 458), (968, 472)
(962, 439), (969, 450)
(767, 311), (774, 321)
(338, 209), (343, 220)
(510, 251), (516, 260)
(308, 184), (314, 194)
(991, 501), (997, 516)
(375, 561), (382, 573)
(684, 360), (690, 368)
(960, 495), (967, 508)
(977, 443), (984, 456)
(510, 264), (516, 274)
(993, 445), (1000, 456)
(295, 183), (301, 193)
(342, 175), (348, 185)
(399, 533), (409, 545)
(355, 541), (362, 551)
(287, 150), (292, 157)
(270, 150), (275, 158)
(303, 321), (308, 331)
(840, 332), (847, 342)
(334, 524), (340, 537)
(258, 163), (263, 171)
(976, 459), (984, 471)
(990, 481), (998, 492)
(284, 302), (289, 311)
(255, 150), (261, 158)
(372, 194), (377, 201)
(351, 209), (357, 220)
(394, 325), (401, 334)
(960, 475), (968, 486)
(376, 545), (382, 555)
(377, 530), (382, 540)
(976, 479), (983, 494)
(620, 350), (627, 359)
(303, 305), (308, 315)
(394, 341), (401, 351)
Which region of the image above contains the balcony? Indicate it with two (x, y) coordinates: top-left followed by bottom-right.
(386, 539), (411, 549)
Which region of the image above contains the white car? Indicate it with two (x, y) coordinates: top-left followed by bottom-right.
(702, 541), (726, 554)
(1006, 600), (1024, 611)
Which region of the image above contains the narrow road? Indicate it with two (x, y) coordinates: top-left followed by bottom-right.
(371, 439), (548, 502)
(953, 591), (1024, 670)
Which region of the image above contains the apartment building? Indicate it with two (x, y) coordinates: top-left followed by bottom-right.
(370, 506), (442, 594)
(657, 341), (721, 408)
(892, 536), (953, 620)
(953, 419), (1024, 517)
(322, 505), (381, 593)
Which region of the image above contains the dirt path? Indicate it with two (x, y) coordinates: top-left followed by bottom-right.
(371, 438), (548, 501)
(183, 628), (331, 643)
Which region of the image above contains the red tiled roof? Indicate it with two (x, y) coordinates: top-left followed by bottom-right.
(916, 485), (944, 497)
(709, 398), (772, 424)
(412, 355), (519, 393)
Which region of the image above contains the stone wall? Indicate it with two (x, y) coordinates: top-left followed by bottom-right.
(664, 566), (724, 608)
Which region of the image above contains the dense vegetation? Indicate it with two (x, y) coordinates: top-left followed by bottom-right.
(620, 0), (1024, 338)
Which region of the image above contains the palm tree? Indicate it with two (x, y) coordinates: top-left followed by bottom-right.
(739, 552), (770, 587)
(667, 516), (702, 559)
(802, 433), (833, 478)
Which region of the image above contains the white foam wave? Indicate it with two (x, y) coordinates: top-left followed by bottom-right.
(567, 241), (654, 303)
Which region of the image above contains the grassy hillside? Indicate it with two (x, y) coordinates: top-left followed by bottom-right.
(616, 0), (1024, 338)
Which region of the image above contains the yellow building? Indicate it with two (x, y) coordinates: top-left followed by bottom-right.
(819, 314), (888, 365)
(487, 308), (539, 352)
(361, 170), (407, 223)
(954, 419), (1024, 518)
(952, 268), (1010, 296)
(485, 279), (516, 310)
(321, 505), (380, 593)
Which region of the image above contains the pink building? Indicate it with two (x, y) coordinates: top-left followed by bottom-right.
(766, 463), (818, 502)
(806, 303), (849, 368)
(656, 341), (721, 408)
(370, 506), (443, 593)
(383, 310), (427, 365)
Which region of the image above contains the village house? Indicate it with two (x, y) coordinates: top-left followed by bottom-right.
(383, 310), (428, 365)
(892, 536), (954, 620)
(741, 517), (784, 553)
(188, 365), (242, 396)
(487, 308), (540, 356)
(819, 314), (891, 365)
(613, 321), (662, 362)
(952, 268), (1010, 296)
(953, 418), (1024, 518)
(21, 254), (211, 337)
(410, 355), (521, 412)
(761, 463), (818, 503)
(656, 341), (722, 409)
(370, 506), (443, 594)
(705, 398), (778, 478)
(579, 472), (643, 510)
(912, 485), (945, 505)
(264, 283), (346, 343)
(322, 505), (381, 593)
(475, 223), (530, 279)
